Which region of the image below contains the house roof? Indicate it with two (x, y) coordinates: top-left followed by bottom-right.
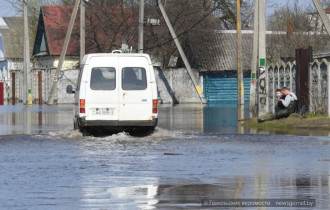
(0, 17), (9, 29)
(314, 39), (330, 58)
(33, 6), (134, 57)
(187, 30), (254, 71)
(0, 17), (25, 59)
(34, 6), (79, 56)
(187, 30), (330, 71)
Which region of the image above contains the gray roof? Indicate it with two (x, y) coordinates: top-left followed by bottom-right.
(0, 17), (24, 59)
(187, 30), (253, 71)
(187, 30), (330, 71)
(0, 17), (9, 29)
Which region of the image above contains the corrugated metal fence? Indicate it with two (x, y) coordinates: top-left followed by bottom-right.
(203, 73), (250, 107)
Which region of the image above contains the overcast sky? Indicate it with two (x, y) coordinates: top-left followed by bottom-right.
(0, 1), (18, 17)
(0, 0), (316, 18)
(268, 0), (312, 11)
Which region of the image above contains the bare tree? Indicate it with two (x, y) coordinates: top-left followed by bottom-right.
(7, 0), (137, 55)
(213, 0), (253, 30)
(266, 0), (328, 62)
(321, 0), (330, 8)
(6, 0), (253, 68)
(138, 0), (217, 68)
(141, 0), (253, 68)
(83, 2), (136, 52)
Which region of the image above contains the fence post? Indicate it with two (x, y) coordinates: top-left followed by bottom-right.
(295, 47), (312, 111)
(309, 62), (313, 112)
(290, 63), (293, 92)
(317, 62), (321, 107)
(269, 66), (274, 113)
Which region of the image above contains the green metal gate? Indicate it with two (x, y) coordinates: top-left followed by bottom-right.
(203, 73), (250, 107)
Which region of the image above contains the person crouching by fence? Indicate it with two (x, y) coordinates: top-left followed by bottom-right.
(275, 89), (286, 113)
(258, 87), (298, 123)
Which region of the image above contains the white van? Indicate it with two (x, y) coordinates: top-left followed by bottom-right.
(67, 52), (158, 135)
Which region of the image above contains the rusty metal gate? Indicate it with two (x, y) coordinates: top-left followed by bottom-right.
(11, 72), (15, 105)
(0, 82), (4, 105)
(38, 71), (42, 105)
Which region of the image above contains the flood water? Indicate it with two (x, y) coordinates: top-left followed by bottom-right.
(0, 104), (330, 209)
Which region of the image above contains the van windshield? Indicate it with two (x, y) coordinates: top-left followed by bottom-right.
(90, 67), (116, 90)
(122, 67), (147, 90)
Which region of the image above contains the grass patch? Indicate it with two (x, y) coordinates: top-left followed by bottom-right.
(243, 113), (330, 131)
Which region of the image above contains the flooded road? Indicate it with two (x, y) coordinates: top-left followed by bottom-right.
(0, 105), (330, 209)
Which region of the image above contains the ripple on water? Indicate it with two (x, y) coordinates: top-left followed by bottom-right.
(45, 127), (187, 142)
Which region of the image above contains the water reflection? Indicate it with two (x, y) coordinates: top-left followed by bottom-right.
(159, 104), (330, 136)
(81, 174), (330, 209)
(71, 133), (330, 209)
(0, 128), (329, 209)
(0, 105), (73, 135)
(158, 104), (251, 134)
(0, 104), (330, 136)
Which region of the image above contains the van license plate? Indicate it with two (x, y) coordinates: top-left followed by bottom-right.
(92, 108), (114, 115)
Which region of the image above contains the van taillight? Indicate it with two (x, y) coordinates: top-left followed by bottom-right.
(152, 99), (158, 114)
(80, 99), (85, 113)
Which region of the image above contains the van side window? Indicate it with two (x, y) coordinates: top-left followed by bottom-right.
(122, 67), (147, 90)
(90, 67), (116, 90)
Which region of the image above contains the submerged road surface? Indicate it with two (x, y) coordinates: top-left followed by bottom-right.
(0, 105), (329, 209)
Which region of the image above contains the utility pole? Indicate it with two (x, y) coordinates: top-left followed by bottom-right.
(23, 0), (31, 105)
(80, 0), (85, 63)
(47, 0), (80, 104)
(158, 0), (207, 104)
(237, 0), (244, 121)
(313, 0), (330, 37)
(257, 0), (268, 116)
(249, 0), (259, 118)
(138, 0), (144, 53)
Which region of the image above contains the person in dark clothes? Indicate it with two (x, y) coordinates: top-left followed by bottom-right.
(258, 87), (298, 123)
(275, 89), (286, 113)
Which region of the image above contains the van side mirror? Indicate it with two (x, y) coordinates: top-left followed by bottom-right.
(66, 85), (75, 94)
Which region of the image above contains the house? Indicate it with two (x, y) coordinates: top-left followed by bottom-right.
(182, 30), (254, 104)
(156, 30), (281, 104)
(32, 5), (134, 104)
(307, 8), (330, 33)
(0, 17), (26, 105)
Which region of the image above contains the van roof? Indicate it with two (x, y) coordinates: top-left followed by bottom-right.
(81, 53), (152, 65)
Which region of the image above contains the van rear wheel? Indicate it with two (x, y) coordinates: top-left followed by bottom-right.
(128, 126), (155, 137)
(79, 127), (90, 136)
